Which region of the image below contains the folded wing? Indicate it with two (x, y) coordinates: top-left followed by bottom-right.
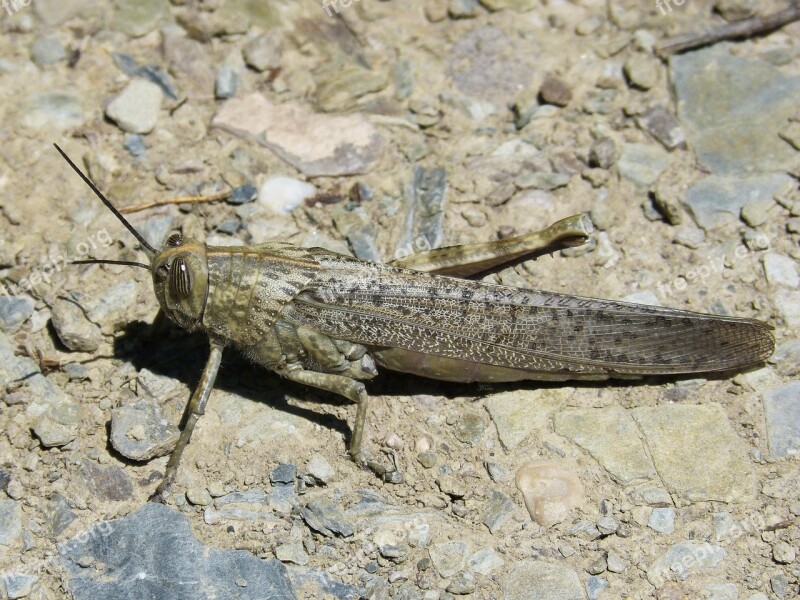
(281, 260), (774, 378)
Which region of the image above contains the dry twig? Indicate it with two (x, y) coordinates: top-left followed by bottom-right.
(655, 1), (800, 57)
(119, 190), (232, 214)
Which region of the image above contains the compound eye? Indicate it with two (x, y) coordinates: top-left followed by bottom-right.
(166, 232), (183, 247)
(169, 257), (193, 299)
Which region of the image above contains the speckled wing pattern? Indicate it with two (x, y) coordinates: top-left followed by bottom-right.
(282, 255), (774, 378)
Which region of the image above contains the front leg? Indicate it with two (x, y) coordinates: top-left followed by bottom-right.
(277, 365), (403, 484)
(389, 213), (593, 277)
(151, 339), (224, 502)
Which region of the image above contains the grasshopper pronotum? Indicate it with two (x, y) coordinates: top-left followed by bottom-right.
(55, 144), (774, 498)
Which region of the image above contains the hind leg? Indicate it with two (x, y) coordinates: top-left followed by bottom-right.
(389, 213), (593, 277)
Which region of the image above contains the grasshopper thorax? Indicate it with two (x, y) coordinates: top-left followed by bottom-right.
(151, 234), (209, 331)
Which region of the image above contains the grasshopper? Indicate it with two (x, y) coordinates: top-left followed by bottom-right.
(54, 144), (775, 497)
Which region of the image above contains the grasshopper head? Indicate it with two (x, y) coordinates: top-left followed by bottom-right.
(151, 233), (209, 331)
(54, 144), (212, 333)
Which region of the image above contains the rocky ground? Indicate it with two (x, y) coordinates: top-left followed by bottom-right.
(1, 0), (799, 599)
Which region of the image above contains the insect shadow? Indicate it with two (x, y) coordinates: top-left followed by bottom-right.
(111, 318), (355, 443)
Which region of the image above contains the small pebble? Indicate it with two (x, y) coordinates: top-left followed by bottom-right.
(559, 544), (576, 558)
(275, 541), (309, 566)
(648, 507), (675, 534)
(741, 198), (773, 227)
(673, 227), (705, 249)
(110, 400), (179, 461)
(446, 572), (476, 595)
(306, 453), (335, 484)
(7, 479), (23, 500)
(215, 65), (238, 99)
(590, 202), (616, 231)
(586, 575), (609, 600)
(771, 574), (789, 597)
(186, 487), (212, 506)
(242, 32), (283, 72)
(448, 0), (479, 19)
(23, 92), (84, 130)
(515, 461), (584, 526)
(772, 540), (796, 564)
(436, 475), (467, 498)
(31, 35), (66, 66)
(105, 79), (163, 134)
(624, 54), (659, 90)
(607, 552), (626, 573)
(596, 516), (618, 535)
(417, 452), (437, 469)
(123, 134), (146, 157)
(515, 171), (570, 191)
(637, 106), (686, 150)
(34, 401), (80, 448)
(585, 555), (606, 575)
(715, 0), (757, 21)
(539, 75), (573, 107)
(51, 298), (102, 352)
(228, 183), (258, 205)
(384, 433), (404, 450)
(0, 296), (35, 334)
(589, 137), (617, 169)
(270, 463), (297, 485)
(64, 362), (89, 381)
(2, 573), (37, 599)
(425, 0), (448, 21)
(461, 207), (486, 227)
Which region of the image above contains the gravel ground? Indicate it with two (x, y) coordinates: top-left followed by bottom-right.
(1, 1), (799, 599)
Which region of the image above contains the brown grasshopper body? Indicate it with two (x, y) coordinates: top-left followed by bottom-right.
(55, 144), (775, 495)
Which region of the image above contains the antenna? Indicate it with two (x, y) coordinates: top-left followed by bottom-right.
(53, 143), (157, 257)
(72, 259), (151, 269)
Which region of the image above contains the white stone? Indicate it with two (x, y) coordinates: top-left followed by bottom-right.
(258, 176), (315, 214)
(106, 79), (163, 134)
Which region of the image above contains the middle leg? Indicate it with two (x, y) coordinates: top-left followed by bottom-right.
(277, 365), (403, 483)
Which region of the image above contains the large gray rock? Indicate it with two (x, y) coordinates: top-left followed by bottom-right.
(485, 388), (570, 450)
(631, 403), (756, 504)
(671, 46), (800, 175)
(554, 406), (657, 485)
(61, 503), (296, 600)
(683, 173), (792, 230)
